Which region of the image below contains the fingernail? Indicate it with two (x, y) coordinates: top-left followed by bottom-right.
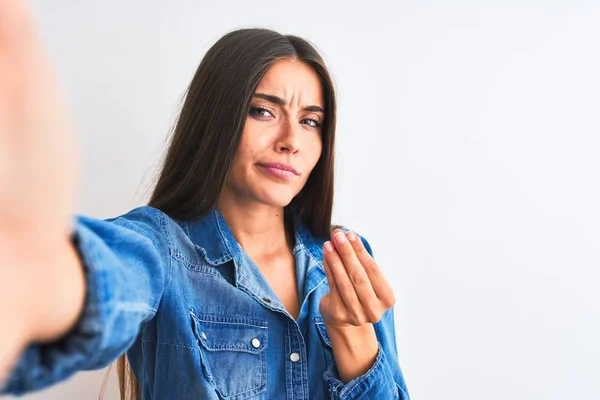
(334, 232), (346, 244)
(324, 241), (334, 252)
(347, 232), (357, 242)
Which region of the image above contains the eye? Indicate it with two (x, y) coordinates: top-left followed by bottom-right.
(249, 106), (274, 118)
(301, 118), (322, 128)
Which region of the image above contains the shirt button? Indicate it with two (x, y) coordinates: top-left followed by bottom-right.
(290, 352), (300, 362)
(251, 338), (261, 348)
(201, 332), (207, 340)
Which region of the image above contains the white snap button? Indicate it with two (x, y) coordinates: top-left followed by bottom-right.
(290, 352), (300, 362)
(251, 338), (261, 348)
(201, 332), (207, 340)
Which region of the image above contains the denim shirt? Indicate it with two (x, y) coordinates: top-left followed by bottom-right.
(1, 206), (409, 399)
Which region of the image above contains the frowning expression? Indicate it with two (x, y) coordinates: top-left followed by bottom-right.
(224, 58), (324, 208)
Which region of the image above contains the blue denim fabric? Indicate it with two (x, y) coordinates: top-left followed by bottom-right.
(1, 206), (409, 399)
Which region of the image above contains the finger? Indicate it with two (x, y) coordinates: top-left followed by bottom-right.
(322, 259), (345, 308)
(322, 258), (337, 296)
(346, 231), (396, 308)
(0, 0), (41, 56)
(331, 230), (378, 308)
(321, 259), (349, 323)
(323, 240), (363, 317)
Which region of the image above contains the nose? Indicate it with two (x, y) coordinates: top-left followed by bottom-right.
(275, 119), (300, 154)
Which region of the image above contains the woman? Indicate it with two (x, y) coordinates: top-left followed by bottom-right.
(0, 2), (409, 399)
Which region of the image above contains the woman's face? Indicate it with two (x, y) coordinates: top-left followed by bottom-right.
(224, 58), (324, 209)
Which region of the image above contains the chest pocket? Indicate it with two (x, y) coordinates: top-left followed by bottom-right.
(190, 309), (268, 399)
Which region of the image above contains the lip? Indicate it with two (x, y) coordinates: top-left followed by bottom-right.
(257, 162), (301, 179)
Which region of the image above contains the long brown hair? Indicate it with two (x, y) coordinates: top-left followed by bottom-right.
(101, 28), (337, 399)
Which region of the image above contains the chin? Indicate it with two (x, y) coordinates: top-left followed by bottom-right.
(258, 195), (294, 209)
(253, 187), (297, 209)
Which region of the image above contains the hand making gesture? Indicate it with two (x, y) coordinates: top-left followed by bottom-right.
(320, 229), (396, 329)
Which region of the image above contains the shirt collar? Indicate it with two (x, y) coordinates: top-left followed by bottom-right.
(185, 207), (326, 271)
(184, 208), (328, 319)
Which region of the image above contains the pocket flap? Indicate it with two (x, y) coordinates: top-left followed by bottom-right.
(191, 309), (268, 354)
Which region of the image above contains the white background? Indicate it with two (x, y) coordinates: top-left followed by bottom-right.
(11, 0), (600, 399)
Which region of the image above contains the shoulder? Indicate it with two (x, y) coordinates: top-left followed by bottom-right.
(101, 205), (166, 225)
(75, 205), (182, 251)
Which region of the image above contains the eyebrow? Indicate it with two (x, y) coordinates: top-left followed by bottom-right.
(253, 93), (325, 113)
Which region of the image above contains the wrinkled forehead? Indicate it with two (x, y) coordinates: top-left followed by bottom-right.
(255, 59), (324, 110)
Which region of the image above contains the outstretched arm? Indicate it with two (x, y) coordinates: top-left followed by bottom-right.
(0, 0), (83, 384)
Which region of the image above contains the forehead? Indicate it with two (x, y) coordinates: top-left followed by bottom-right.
(256, 59), (323, 105)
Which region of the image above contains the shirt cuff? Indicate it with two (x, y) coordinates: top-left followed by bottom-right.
(323, 342), (407, 399)
(1, 220), (112, 395)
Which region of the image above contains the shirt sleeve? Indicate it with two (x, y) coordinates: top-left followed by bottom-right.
(0, 206), (173, 395)
(323, 233), (410, 400)
(323, 308), (410, 399)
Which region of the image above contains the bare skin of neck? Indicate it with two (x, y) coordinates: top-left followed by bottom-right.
(218, 194), (293, 259)
(217, 192), (300, 319)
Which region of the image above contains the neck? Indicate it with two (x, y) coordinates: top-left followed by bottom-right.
(217, 195), (293, 260)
